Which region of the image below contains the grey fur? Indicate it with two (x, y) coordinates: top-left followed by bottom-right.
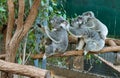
(45, 16), (69, 56)
(81, 11), (108, 40)
(67, 17), (105, 55)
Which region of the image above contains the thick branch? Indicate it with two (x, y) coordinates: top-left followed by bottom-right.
(6, 0), (15, 47)
(69, 37), (120, 46)
(94, 54), (120, 73)
(1, 46), (120, 59)
(17, 0), (25, 30)
(20, 0), (40, 40)
(11, 0), (40, 44)
(106, 39), (117, 46)
(5, 0), (40, 62)
(0, 59), (50, 78)
(0, 54), (6, 59)
(106, 38), (120, 46)
(31, 46), (120, 59)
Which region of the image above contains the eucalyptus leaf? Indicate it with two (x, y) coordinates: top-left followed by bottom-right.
(48, 6), (53, 12)
(0, 7), (6, 12)
(41, 0), (45, 6)
(63, 14), (66, 19)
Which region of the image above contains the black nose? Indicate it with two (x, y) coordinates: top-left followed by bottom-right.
(60, 20), (65, 23)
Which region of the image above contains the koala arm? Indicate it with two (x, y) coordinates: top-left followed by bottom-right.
(82, 20), (95, 29)
(68, 26), (83, 38)
(45, 26), (61, 43)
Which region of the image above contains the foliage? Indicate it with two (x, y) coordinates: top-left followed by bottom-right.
(0, 0), (7, 26)
(15, 0), (68, 65)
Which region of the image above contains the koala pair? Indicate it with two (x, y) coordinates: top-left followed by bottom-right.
(45, 11), (108, 56)
(67, 11), (108, 55)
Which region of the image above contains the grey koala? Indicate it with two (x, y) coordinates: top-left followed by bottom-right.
(45, 16), (69, 56)
(66, 17), (105, 55)
(81, 11), (108, 40)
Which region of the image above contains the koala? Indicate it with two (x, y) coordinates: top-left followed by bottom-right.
(67, 18), (105, 55)
(44, 16), (69, 56)
(81, 11), (108, 40)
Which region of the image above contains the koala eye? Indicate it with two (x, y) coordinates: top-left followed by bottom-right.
(61, 20), (65, 22)
(85, 13), (91, 17)
(78, 16), (82, 19)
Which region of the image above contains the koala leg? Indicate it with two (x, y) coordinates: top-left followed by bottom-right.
(100, 34), (106, 40)
(76, 38), (85, 50)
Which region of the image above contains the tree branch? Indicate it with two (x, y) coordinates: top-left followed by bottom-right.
(6, 0), (15, 47)
(1, 46), (120, 59)
(94, 54), (120, 73)
(11, 0), (40, 44)
(106, 38), (120, 46)
(0, 59), (50, 78)
(31, 46), (120, 59)
(16, 0), (25, 30)
(20, 0), (40, 40)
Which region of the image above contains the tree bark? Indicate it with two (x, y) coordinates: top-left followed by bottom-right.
(106, 38), (120, 46)
(3, 0), (40, 78)
(0, 59), (50, 78)
(1, 44), (120, 60)
(5, 0), (40, 63)
(31, 46), (120, 59)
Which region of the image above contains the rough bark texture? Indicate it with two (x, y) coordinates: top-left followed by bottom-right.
(3, 0), (40, 78)
(5, 0), (40, 63)
(106, 38), (120, 46)
(30, 46), (120, 59)
(0, 59), (50, 78)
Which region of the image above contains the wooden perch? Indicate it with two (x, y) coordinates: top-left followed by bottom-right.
(1, 45), (120, 59)
(0, 59), (50, 78)
(106, 38), (120, 46)
(1, 38), (120, 59)
(0, 54), (6, 59)
(31, 46), (120, 59)
(69, 36), (120, 46)
(94, 54), (120, 73)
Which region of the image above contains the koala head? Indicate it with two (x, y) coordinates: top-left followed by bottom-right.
(50, 16), (69, 30)
(71, 15), (84, 28)
(82, 11), (95, 23)
(82, 11), (94, 18)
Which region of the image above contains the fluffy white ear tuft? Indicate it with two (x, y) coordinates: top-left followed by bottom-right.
(60, 21), (70, 30)
(84, 50), (88, 55)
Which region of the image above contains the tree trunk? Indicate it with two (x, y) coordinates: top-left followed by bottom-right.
(2, 0), (40, 78)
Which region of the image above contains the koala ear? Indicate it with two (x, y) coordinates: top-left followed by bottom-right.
(83, 11), (95, 17)
(50, 19), (55, 24)
(60, 21), (69, 30)
(63, 21), (68, 26)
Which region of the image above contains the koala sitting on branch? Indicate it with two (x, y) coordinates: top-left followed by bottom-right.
(66, 15), (105, 55)
(81, 11), (108, 40)
(44, 16), (69, 56)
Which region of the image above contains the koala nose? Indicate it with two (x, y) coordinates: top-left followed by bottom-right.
(64, 21), (68, 26)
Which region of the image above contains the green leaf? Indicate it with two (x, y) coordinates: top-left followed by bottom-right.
(52, 2), (57, 6)
(48, 6), (53, 12)
(63, 14), (66, 19)
(0, 7), (6, 12)
(18, 57), (22, 64)
(41, 0), (45, 6)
